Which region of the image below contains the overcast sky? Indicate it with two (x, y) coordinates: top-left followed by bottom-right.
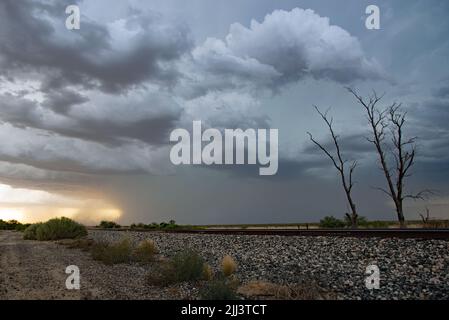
(0, 0), (448, 224)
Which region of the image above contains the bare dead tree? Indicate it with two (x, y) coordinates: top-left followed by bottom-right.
(307, 106), (359, 228)
(420, 207), (430, 226)
(347, 88), (431, 228)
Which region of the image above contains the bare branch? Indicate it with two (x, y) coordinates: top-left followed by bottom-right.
(308, 105), (359, 228)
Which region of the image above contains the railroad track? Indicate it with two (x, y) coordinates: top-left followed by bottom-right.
(91, 227), (449, 240)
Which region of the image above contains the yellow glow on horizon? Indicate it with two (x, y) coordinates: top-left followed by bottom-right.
(0, 184), (122, 225)
(0, 206), (123, 225)
(0, 208), (25, 221)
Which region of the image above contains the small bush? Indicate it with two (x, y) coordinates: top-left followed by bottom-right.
(146, 249), (205, 286)
(35, 217), (87, 241)
(221, 255), (237, 277)
(171, 250), (205, 282)
(98, 220), (121, 229)
(200, 279), (238, 300)
(14, 223), (31, 232)
(91, 238), (132, 265)
(133, 239), (158, 263)
(146, 261), (177, 286)
(23, 223), (43, 240)
(319, 216), (346, 229)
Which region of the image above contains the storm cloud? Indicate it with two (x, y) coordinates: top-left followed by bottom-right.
(0, 0), (448, 224)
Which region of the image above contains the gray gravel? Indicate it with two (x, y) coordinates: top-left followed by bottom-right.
(89, 230), (449, 300)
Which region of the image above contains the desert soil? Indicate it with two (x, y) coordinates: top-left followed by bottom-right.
(0, 231), (187, 300)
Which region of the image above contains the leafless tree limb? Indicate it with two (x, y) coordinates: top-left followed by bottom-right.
(308, 106), (359, 228)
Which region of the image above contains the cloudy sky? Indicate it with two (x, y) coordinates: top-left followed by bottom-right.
(0, 0), (448, 225)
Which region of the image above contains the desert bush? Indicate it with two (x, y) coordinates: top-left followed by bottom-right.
(133, 239), (158, 263)
(98, 220), (121, 229)
(14, 223), (31, 232)
(91, 238), (132, 265)
(171, 249), (205, 282)
(319, 216), (346, 228)
(146, 261), (177, 286)
(146, 249), (206, 286)
(221, 255), (237, 277)
(34, 217), (87, 241)
(23, 223), (43, 240)
(200, 279), (238, 300)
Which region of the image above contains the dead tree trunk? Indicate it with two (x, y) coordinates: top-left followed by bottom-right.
(308, 106), (359, 228)
(347, 88), (430, 228)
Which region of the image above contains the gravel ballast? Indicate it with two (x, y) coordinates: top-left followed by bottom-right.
(89, 230), (449, 300)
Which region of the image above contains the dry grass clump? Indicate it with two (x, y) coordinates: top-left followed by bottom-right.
(237, 280), (333, 300)
(202, 263), (214, 281)
(133, 239), (159, 263)
(91, 238), (132, 265)
(221, 255), (237, 277)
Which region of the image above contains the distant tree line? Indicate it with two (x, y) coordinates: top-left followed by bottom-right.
(97, 220), (181, 230)
(0, 219), (30, 231)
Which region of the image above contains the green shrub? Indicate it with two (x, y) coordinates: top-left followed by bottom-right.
(200, 279), (238, 300)
(146, 249), (206, 286)
(14, 223), (31, 232)
(146, 262), (177, 286)
(34, 217), (87, 241)
(319, 216), (346, 228)
(171, 249), (205, 282)
(98, 220), (121, 229)
(133, 239), (158, 263)
(91, 238), (132, 265)
(23, 223), (43, 240)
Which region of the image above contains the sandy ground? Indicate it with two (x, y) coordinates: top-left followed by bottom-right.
(0, 231), (89, 299)
(0, 231), (186, 300)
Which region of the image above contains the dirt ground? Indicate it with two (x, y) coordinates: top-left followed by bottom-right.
(0, 231), (89, 299)
(0, 231), (185, 300)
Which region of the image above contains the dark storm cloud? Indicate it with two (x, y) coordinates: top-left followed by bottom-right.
(0, 0), (447, 224)
(0, 92), (182, 146)
(435, 86), (449, 99)
(0, 0), (193, 93)
(413, 99), (449, 130)
(42, 89), (89, 114)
